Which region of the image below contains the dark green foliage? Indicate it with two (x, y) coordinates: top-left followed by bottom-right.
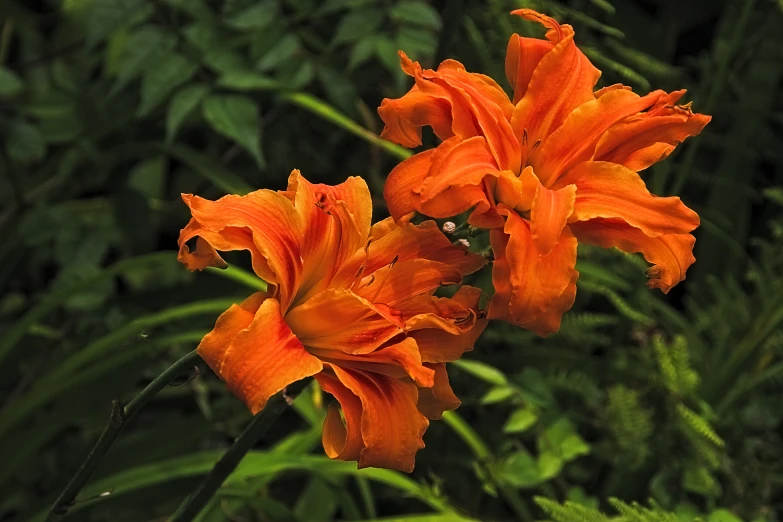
(0, 0), (781, 521)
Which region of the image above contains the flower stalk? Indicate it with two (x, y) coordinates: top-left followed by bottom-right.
(46, 349), (201, 521)
(168, 379), (312, 521)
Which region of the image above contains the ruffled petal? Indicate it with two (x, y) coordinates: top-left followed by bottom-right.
(509, 9), (600, 161)
(285, 289), (403, 354)
(283, 171), (371, 302)
(315, 371), (364, 462)
(531, 88), (663, 187)
(178, 190), (303, 310)
(417, 363), (461, 420)
(488, 208), (578, 336)
(330, 365), (429, 472)
(405, 286), (488, 363)
(554, 161), (700, 237)
(378, 86), (455, 148)
(215, 298), (323, 414)
(593, 95), (711, 171)
(383, 149), (434, 222)
(529, 175), (576, 254)
(505, 33), (555, 103)
(366, 218), (487, 277)
(354, 259), (462, 307)
(571, 219), (696, 293)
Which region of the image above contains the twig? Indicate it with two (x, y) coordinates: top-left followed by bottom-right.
(168, 378), (311, 521)
(46, 350), (201, 521)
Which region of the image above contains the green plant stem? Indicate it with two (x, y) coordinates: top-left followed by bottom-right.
(168, 379), (311, 521)
(46, 350), (201, 521)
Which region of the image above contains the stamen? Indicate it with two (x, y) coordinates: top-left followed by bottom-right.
(531, 139), (541, 151)
(522, 128), (528, 146)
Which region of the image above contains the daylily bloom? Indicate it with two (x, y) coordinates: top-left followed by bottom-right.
(378, 9), (710, 336)
(178, 171), (487, 472)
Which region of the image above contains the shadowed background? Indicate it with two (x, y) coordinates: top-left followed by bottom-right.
(0, 0), (782, 520)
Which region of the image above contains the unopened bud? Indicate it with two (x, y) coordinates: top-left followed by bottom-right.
(442, 221), (457, 234)
(457, 238), (470, 249)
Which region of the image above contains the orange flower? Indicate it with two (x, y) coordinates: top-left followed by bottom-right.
(178, 171), (487, 472)
(378, 9), (710, 336)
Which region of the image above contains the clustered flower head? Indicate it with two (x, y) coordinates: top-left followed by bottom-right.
(179, 9), (709, 472)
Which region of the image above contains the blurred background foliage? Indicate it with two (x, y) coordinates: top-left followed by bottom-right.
(0, 0), (782, 520)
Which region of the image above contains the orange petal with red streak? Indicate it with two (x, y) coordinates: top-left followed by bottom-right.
(217, 298), (323, 414)
(315, 371), (364, 462)
(383, 149), (434, 222)
(554, 161), (699, 237)
(505, 33), (555, 103)
(417, 363), (461, 420)
(571, 219), (696, 293)
(330, 365), (429, 473)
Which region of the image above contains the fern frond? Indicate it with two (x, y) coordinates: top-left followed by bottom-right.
(534, 497), (609, 522)
(606, 386), (653, 469)
(676, 404), (725, 448)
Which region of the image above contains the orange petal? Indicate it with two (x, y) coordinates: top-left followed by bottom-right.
(330, 365), (429, 472)
(383, 149), (434, 222)
(417, 363), (461, 420)
(418, 136), (501, 202)
(505, 33), (555, 103)
(406, 286), (488, 363)
(496, 166), (537, 212)
(178, 190), (302, 309)
(285, 289), (402, 354)
(283, 171), (371, 302)
(571, 218), (696, 293)
(593, 98), (711, 171)
(531, 88), (663, 187)
(530, 175), (576, 254)
(216, 298), (323, 414)
(488, 208), (578, 336)
(354, 258), (462, 308)
(315, 371), (364, 462)
(197, 292), (267, 374)
(554, 161), (700, 237)
(510, 11), (600, 160)
(312, 337), (435, 388)
(378, 87), (455, 148)
(366, 218), (487, 278)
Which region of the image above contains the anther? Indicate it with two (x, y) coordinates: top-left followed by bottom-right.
(531, 139), (541, 151)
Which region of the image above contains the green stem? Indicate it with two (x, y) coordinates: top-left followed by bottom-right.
(168, 379), (311, 521)
(46, 350), (201, 521)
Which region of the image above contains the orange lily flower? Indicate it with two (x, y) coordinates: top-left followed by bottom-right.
(178, 171), (487, 472)
(378, 9), (710, 336)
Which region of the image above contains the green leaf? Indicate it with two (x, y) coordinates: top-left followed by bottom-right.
(333, 8), (384, 45)
(127, 156), (166, 199)
(348, 36), (378, 70)
(218, 71), (281, 91)
(137, 53), (199, 116)
(0, 67), (24, 98)
(163, 0), (213, 19)
(113, 26), (177, 91)
(395, 25), (438, 58)
(503, 408), (538, 434)
(480, 386), (515, 405)
(451, 359), (508, 386)
(256, 34), (300, 71)
(86, 0), (153, 47)
(5, 119), (46, 163)
(498, 450), (542, 488)
(224, 0), (279, 29)
(164, 145), (254, 194)
(202, 94), (264, 168)
(537, 452), (564, 481)
(166, 84), (210, 143)
(538, 418), (591, 461)
(390, 1), (441, 30)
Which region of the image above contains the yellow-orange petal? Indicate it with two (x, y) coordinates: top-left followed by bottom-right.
(285, 288), (402, 354)
(366, 218), (487, 278)
(330, 365), (429, 472)
(284, 171), (371, 302)
(196, 292), (267, 374)
(417, 363), (461, 420)
(554, 161), (700, 237)
(217, 298), (323, 414)
(571, 218), (696, 293)
(593, 100), (711, 172)
(178, 190), (303, 310)
(510, 13), (600, 160)
(315, 371), (364, 462)
(488, 209), (578, 336)
(354, 258), (462, 307)
(406, 286), (488, 363)
(531, 88), (663, 187)
(383, 149), (434, 223)
(312, 337), (435, 388)
(530, 176), (576, 255)
(505, 33), (555, 104)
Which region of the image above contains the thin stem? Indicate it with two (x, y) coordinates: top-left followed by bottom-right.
(46, 350), (201, 521)
(169, 379), (311, 521)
